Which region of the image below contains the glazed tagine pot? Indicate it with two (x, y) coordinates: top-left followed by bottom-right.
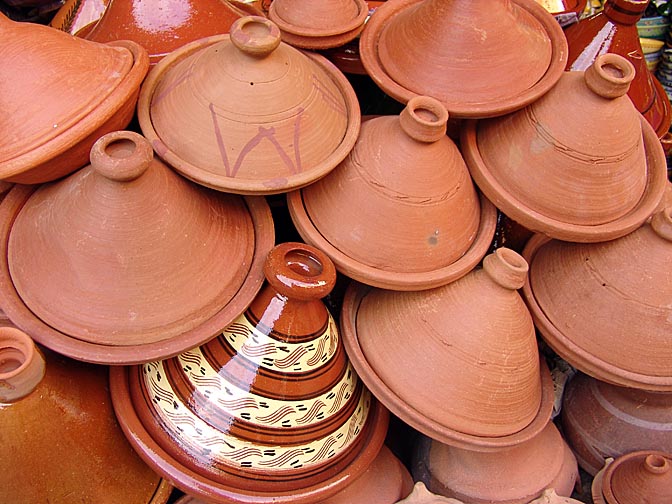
(288, 95), (496, 291)
(358, 0), (568, 118)
(110, 242), (389, 503)
(412, 422), (578, 504)
(522, 204), (672, 391)
(138, 15), (360, 195)
(0, 130), (274, 365)
(591, 451), (672, 503)
(0, 326), (173, 503)
(561, 372), (672, 476)
(463, 53), (667, 243)
(340, 247), (555, 451)
(49, 0), (111, 34)
(0, 13), (149, 184)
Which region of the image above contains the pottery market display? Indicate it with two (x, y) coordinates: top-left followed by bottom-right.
(0, 130), (274, 365)
(463, 53), (668, 242)
(110, 242), (389, 503)
(358, 0), (568, 118)
(0, 13), (149, 183)
(0, 326), (173, 504)
(138, 15), (361, 195)
(288, 95), (496, 291)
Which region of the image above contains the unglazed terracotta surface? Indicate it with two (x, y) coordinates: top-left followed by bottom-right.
(138, 16), (360, 195)
(288, 95), (494, 291)
(0, 131), (275, 364)
(397, 482), (465, 503)
(359, 0), (568, 118)
(0, 13), (149, 183)
(592, 451), (672, 503)
(110, 243), (389, 503)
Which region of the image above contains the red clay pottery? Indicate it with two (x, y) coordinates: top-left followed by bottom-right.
(528, 489), (586, 504)
(84, 0), (261, 66)
(397, 482), (466, 503)
(413, 422), (578, 504)
(522, 205), (672, 391)
(138, 15), (360, 195)
(358, 0), (568, 118)
(268, 0), (369, 49)
(341, 248), (555, 451)
(563, 0), (672, 148)
(0, 13), (149, 184)
(591, 451), (672, 503)
(49, 0), (110, 35)
(288, 96), (496, 291)
(463, 53), (668, 243)
(561, 372), (672, 476)
(0, 130), (274, 365)
(110, 242), (389, 503)
(0, 326), (173, 503)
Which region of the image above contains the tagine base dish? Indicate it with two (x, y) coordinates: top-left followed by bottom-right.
(276, 25), (366, 50)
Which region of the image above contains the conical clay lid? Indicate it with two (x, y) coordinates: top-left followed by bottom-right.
(600, 451), (672, 504)
(139, 16), (360, 195)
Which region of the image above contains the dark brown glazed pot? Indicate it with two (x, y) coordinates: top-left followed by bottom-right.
(359, 0), (568, 118)
(0, 326), (173, 504)
(413, 422), (578, 504)
(0, 130), (274, 365)
(563, 0), (672, 147)
(138, 16), (360, 195)
(340, 248), (555, 451)
(522, 206), (672, 391)
(0, 13), (149, 184)
(463, 53), (668, 242)
(84, 0), (261, 66)
(288, 95), (496, 291)
(561, 372), (672, 476)
(110, 242), (389, 503)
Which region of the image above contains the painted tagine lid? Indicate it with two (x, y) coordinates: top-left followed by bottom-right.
(287, 96), (496, 291)
(462, 53), (668, 243)
(268, 0), (369, 49)
(358, 0), (568, 118)
(0, 130), (274, 365)
(138, 15), (361, 195)
(0, 13), (149, 184)
(340, 247), (555, 451)
(0, 326), (173, 503)
(110, 242), (389, 503)
(522, 205), (672, 391)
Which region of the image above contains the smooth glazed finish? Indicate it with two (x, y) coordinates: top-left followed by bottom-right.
(0, 327), (173, 504)
(49, 0), (110, 34)
(288, 96), (494, 291)
(359, 0), (568, 118)
(110, 242), (389, 503)
(592, 451), (672, 503)
(0, 131), (274, 365)
(463, 54), (668, 242)
(522, 206), (672, 390)
(138, 16), (360, 195)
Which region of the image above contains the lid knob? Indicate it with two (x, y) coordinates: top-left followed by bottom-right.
(0, 327), (46, 403)
(399, 96), (449, 143)
(483, 248), (529, 290)
(230, 16), (282, 57)
(90, 130), (153, 182)
(584, 53), (635, 99)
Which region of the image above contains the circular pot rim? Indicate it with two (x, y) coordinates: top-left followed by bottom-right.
(268, 0), (368, 38)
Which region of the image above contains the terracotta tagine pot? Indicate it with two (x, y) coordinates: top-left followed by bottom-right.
(522, 205), (672, 391)
(358, 0), (568, 118)
(287, 95), (496, 291)
(0, 13), (149, 184)
(110, 242), (389, 503)
(591, 451), (672, 503)
(563, 0), (672, 150)
(340, 247), (555, 451)
(138, 15), (360, 195)
(560, 372), (672, 476)
(462, 53), (668, 243)
(83, 0), (262, 66)
(412, 422), (578, 504)
(0, 130), (274, 365)
(0, 326), (173, 503)
(268, 0), (369, 49)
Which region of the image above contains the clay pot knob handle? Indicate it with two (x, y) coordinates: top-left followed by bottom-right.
(263, 242), (337, 301)
(651, 206), (672, 242)
(90, 130), (154, 182)
(0, 327), (46, 403)
(644, 454), (670, 475)
(482, 247), (529, 290)
(399, 96), (449, 143)
(231, 16), (282, 57)
(584, 53), (635, 99)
